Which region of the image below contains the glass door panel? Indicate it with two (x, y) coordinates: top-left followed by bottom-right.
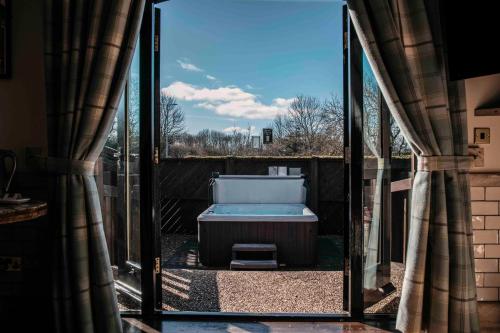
(347, 14), (412, 314)
(98, 41), (142, 311)
(361, 53), (392, 308)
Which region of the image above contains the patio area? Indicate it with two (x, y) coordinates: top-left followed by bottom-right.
(161, 234), (404, 314)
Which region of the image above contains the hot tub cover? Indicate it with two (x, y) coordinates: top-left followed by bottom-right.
(212, 175), (307, 204)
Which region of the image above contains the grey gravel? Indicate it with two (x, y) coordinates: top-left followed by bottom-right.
(162, 263), (404, 314)
(365, 262), (405, 314)
(123, 233), (406, 314)
(117, 291), (140, 311)
(163, 269), (346, 313)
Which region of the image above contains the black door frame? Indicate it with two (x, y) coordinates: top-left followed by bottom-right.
(153, 6), (163, 311)
(342, 3), (350, 313)
(347, 12), (364, 320)
(130, 0), (396, 322)
(138, 0), (157, 317)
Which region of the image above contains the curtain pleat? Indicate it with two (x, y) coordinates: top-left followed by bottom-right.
(44, 1), (145, 332)
(347, 0), (479, 332)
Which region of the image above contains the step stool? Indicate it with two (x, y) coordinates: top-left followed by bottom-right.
(230, 243), (278, 270)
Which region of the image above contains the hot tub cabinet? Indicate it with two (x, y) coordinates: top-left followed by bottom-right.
(197, 176), (318, 267)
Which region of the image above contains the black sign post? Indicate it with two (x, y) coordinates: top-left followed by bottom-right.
(263, 128), (273, 144)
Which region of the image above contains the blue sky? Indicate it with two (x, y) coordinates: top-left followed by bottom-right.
(157, 0), (344, 135)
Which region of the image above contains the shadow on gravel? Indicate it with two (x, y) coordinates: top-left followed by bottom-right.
(162, 268), (220, 311)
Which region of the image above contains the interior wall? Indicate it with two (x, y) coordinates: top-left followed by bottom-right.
(0, 0), (46, 160)
(466, 73), (500, 171)
(466, 74), (500, 301)
(0, 2), (51, 330)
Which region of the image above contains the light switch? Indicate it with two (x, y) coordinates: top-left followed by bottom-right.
(0, 256), (22, 271)
(474, 128), (490, 144)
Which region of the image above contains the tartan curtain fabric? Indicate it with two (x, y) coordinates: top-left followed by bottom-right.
(363, 128), (385, 290)
(44, 1), (144, 332)
(347, 0), (479, 332)
(364, 167), (385, 290)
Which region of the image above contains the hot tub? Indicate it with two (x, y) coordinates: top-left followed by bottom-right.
(197, 176), (318, 267)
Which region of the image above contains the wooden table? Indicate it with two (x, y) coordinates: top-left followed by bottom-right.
(0, 201), (48, 225)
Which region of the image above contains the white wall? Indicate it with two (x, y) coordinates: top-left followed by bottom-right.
(466, 73), (500, 172)
(0, 0), (46, 159)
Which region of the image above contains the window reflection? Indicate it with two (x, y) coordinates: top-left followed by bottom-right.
(362, 53), (411, 314)
(98, 39), (142, 311)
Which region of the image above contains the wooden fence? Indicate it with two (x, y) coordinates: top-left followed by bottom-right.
(96, 154), (412, 266)
(158, 156), (411, 236)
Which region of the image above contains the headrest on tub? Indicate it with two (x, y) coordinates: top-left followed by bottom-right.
(213, 175), (306, 204)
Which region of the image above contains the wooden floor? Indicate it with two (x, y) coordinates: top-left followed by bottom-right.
(123, 319), (393, 333)
(122, 302), (500, 333)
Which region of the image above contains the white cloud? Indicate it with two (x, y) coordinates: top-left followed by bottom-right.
(206, 75), (216, 81)
(245, 84), (254, 89)
(273, 97), (294, 107)
(177, 59), (203, 72)
(163, 81), (254, 102)
(223, 126), (256, 134)
(197, 98), (293, 120)
(162, 81), (293, 120)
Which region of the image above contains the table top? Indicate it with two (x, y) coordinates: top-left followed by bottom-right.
(0, 201), (48, 225)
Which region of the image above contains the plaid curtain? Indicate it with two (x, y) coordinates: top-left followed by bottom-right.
(347, 0), (479, 332)
(44, 1), (144, 332)
(364, 166), (387, 290)
(363, 127), (385, 290)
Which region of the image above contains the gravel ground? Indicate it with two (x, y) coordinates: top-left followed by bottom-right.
(136, 233), (406, 314)
(116, 232), (403, 312)
(117, 290), (140, 311)
(162, 263), (404, 314)
(163, 269), (346, 313)
(365, 262), (405, 313)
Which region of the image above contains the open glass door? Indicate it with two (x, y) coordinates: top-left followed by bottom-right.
(347, 11), (409, 315)
(361, 53), (411, 314)
(347, 13), (396, 316)
(98, 40), (142, 311)
(361, 54), (395, 309)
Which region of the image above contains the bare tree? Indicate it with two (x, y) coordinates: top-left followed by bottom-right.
(363, 73), (410, 157)
(290, 95), (327, 153)
(363, 73), (381, 156)
(322, 93), (344, 156)
(127, 74), (141, 153)
(362, 73), (412, 157)
(160, 94), (185, 156)
(271, 95), (327, 155)
(272, 114), (286, 141)
(390, 115), (411, 157)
